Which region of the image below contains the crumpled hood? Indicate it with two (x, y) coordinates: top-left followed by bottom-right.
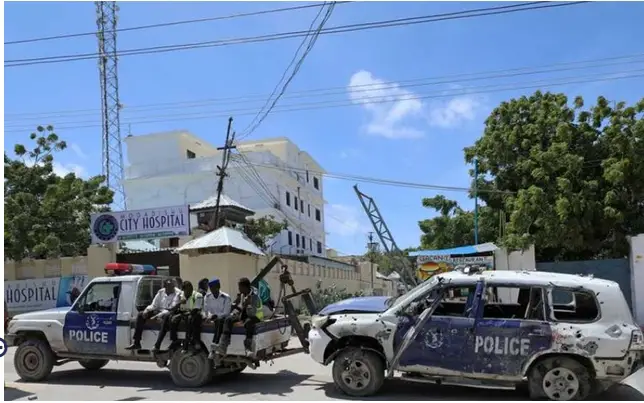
(11, 306), (71, 321)
(319, 296), (390, 316)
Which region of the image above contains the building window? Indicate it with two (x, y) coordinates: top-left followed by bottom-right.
(309, 239), (313, 251)
(317, 241), (322, 254)
(300, 200), (304, 212)
(169, 237), (179, 247)
(286, 191), (291, 206)
(313, 177), (319, 190)
(306, 170), (309, 182)
(294, 196), (298, 211)
(302, 235), (306, 249)
(315, 208), (321, 222)
(296, 234), (300, 248)
(288, 231), (293, 246)
(307, 204), (311, 217)
(186, 150), (196, 159)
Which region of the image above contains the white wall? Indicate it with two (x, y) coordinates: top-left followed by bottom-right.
(629, 234), (644, 326)
(123, 133), (327, 257)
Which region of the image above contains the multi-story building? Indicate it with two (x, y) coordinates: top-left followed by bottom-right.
(122, 130), (327, 256)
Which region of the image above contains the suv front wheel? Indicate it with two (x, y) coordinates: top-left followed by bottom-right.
(527, 356), (594, 401)
(332, 347), (385, 397)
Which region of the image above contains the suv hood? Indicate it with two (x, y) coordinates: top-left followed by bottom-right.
(319, 296), (390, 316)
(11, 306), (71, 321)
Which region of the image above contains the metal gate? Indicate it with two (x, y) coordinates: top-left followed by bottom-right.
(116, 250), (181, 277)
(536, 258), (632, 309)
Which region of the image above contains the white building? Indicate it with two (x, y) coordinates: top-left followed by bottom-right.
(122, 130), (327, 257)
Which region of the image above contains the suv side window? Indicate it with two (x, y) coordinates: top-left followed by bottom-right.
(483, 286), (546, 321)
(550, 287), (599, 323)
(74, 282), (121, 313)
(411, 285), (477, 318)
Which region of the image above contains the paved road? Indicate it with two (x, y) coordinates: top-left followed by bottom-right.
(4, 342), (526, 401)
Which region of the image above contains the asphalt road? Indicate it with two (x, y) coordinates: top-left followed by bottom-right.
(4, 341), (527, 401)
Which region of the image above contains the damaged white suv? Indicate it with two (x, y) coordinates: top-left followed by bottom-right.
(308, 269), (643, 400)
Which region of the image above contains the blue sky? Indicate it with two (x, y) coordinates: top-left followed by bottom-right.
(4, 1), (644, 255)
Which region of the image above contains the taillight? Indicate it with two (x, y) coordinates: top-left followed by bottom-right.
(629, 329), (644, 350)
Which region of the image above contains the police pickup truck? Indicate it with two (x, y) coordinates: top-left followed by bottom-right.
(308, 268), (644, 401)
(6, 269), (299, 388)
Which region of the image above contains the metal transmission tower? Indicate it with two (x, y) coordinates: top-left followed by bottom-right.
(353, 185), (419, 289)
(96, 1), (126, 209)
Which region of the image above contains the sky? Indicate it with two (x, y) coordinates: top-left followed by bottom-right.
(4, 1), (644, 256)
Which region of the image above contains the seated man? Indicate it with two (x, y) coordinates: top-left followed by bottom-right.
(126, 279), (180, 351)
(216, 277), (263, 355)
(175, 281), (204, 352)
(197, 278), (209, 296)
(203, 278), (231, 359)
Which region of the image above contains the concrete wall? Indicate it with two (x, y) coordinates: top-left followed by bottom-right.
(629, 234), (644, 326)
(178, 251), (394, 305)
(4, 245), (115, 281)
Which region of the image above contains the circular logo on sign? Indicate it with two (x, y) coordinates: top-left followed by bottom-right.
(86, 314), (100, 331)
(0, 337), (7, 358)
(93, 214), (119, 242)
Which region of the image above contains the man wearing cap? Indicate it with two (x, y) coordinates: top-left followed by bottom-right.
(202, 277), (231, 356)
(126, 279), (181, 351)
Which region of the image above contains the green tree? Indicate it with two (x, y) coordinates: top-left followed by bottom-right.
(364, 247), (395, 275)
(242, 215), (288, 250)
(419, 91), (644, 261)
(4, 126), (114, 261)
(418, 195), (499, 250)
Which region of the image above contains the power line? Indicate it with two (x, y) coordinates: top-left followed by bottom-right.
(4, 2), (351, 45)
(7, 52), (643, 120)
(228, 156), (514, 195)
(5, 68), (642, 134)
(239, 2), (336, 140)
(5, 2), (589, 67)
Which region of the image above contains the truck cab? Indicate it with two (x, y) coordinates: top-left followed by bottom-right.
(308, 269), (644, 400)
(7, 269), (295, 387)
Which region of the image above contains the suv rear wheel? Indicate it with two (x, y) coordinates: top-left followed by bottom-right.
(528, 356), (593, 401)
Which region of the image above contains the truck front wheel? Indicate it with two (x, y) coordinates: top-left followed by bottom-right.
(79, 359), (109, 371)
(169, 350), (212, 388)
(332, 347), (385, 397)
(14, 339), (55, 382)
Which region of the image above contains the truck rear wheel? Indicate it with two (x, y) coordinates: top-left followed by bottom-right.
(169, 350), (212, 388)
(79, 359), (109, 371)
(14, 339), (55, 382)
(332, 347), (385, 397)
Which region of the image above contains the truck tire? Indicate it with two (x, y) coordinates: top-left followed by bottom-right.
(79, 359), (109, 371)
(169, 350), (212, 388)
(527, 356), (593, 401)
(14, 339), (55, 382)
(332, 347), (385, 397)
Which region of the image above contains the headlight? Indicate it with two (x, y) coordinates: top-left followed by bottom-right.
(311, 315), (329, 329)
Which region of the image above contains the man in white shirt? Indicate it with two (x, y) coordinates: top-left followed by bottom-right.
(126, 279), (180, 351)
(203, 277), (231, 354)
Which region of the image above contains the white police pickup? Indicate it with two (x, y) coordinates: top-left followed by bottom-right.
(6, 273), (294, 387)
(308, 268), (644, 400)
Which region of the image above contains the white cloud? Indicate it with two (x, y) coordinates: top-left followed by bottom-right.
(348, 70), (483, 137)
(348, 70), (424, 139)
(70, 143), (88, 160)
(53, 162), (87, 178)
(427, 96), (480, 128)
(325, 203), (371, 237)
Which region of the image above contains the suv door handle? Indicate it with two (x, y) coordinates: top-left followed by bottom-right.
(529, 329), (544, 336)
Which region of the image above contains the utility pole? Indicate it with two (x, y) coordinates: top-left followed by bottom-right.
(208, 117), (236, 231)
(367, 232), (378, 291)
(473, 157), (479, 245)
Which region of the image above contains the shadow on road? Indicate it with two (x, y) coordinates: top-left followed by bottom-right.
(4, 386), (36, 401)
(16, 368), (312, 398)
(315, 379), (525, 401)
